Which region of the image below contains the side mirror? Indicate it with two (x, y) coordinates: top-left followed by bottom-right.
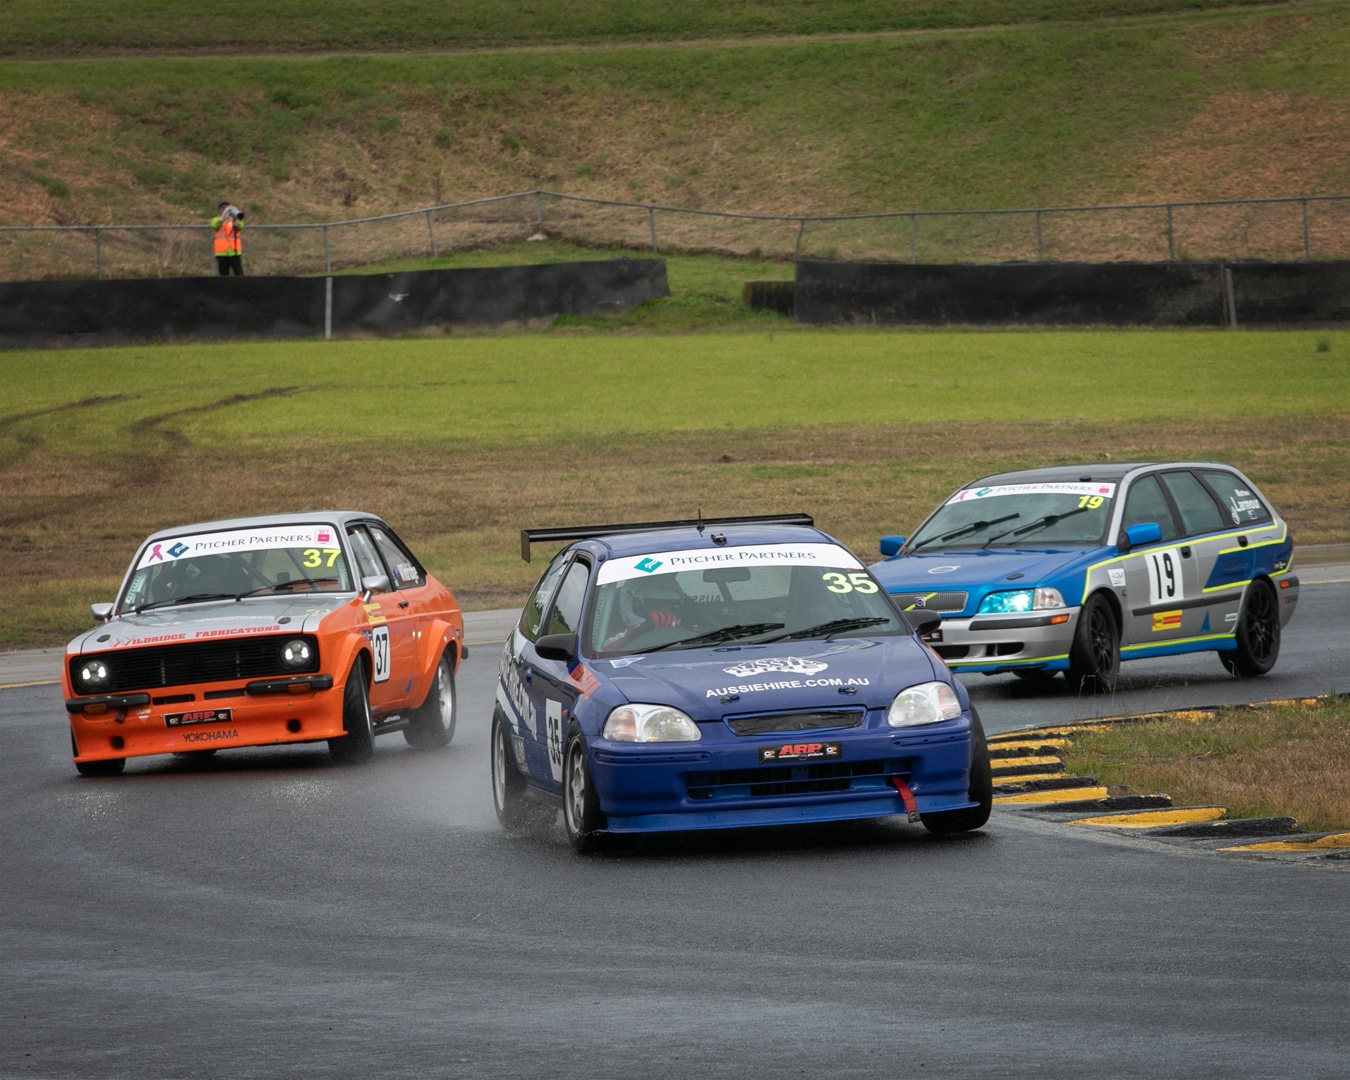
(91, 602), (114, 622)
(1120, 523), (1162, 552)
(361, 574), (391, 600)
(908, 609), (943, 637)
(879, 535), (906, 558)
(534, 633), (577, 663)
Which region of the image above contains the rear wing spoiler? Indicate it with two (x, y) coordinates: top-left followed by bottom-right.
(520, 513), (814, 561)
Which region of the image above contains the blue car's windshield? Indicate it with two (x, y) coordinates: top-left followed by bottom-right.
(906, 483), (1116, 552)
(586, 543), (904, 657)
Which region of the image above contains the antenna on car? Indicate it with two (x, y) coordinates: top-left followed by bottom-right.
(696, 507), (704, 534)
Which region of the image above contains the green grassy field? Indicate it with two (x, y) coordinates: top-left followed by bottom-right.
(4, 1), (1349, 256)
(3, 329), (1347, 646)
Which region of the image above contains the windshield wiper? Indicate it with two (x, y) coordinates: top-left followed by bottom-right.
(636, 622), (786, 653)
(762, 616), (892, 642)
(234, 578), (341, 600)
(983, 506), (1091, 547)
(909, 512), (1020, 552)
(134, 592), (238, 614)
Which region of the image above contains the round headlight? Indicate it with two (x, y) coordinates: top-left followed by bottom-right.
(76, 658), (112, 692)
(887, 681), (963, 727)
(603, 703), (702, 743)
(279, 638), (314, 670)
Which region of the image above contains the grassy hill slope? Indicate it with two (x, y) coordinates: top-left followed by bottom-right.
(2, 1), (1348, 237)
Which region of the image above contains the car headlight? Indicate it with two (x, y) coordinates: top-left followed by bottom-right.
(603, 703), (702, 743)
(75, 658), (112, 692)
(978, 587), (1066, 615)
(279, 637), (315, 671)
(887, 681), (963, 727)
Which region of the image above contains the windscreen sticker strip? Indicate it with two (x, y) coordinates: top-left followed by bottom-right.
(137, 525), (342, 569)
(946, 482), (1116, 504)
(597, 543), (862, 585)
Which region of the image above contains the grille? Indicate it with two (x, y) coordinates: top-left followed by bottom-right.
(71, 635), (319, 693)
(686, 759), (903, 801)
(889, 591), (968, 613)
(726, 709), (864, 736)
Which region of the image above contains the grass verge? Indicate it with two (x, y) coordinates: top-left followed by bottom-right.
(1062, 697), (1350, 834)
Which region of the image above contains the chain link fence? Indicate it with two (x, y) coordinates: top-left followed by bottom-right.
(3, 190), (1347, 282)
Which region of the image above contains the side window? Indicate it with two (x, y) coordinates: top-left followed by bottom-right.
(520, 551), (570, 642)
(1160, 471), (1226, 536)
(368, 524), (426, 589)
(1200, 470), (1273, 528)
(1120, 475), (1180, 542)
(546, 559), (591, 637)
(346, 527), (384, 584)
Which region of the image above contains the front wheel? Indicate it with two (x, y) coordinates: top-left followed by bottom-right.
(1221, 579), (1281, 677)
(1067, 593), (1120, 693)
(329, 660), (375, 765)
(921, 707), (993, 835)
(404, 651), (456, 748)
(562, 726), (606, 853)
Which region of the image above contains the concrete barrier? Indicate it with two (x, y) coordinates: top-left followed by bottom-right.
(0, 258), (668, 349)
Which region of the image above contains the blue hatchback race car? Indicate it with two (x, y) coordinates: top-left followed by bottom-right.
(869, 462), (1299, 690)
(490, 515), (992, 852)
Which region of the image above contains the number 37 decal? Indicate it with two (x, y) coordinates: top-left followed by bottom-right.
(823, 572), (879, 594)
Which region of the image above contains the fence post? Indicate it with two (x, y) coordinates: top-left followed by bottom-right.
(1035, 210), (1043, 261)
(793, 219), (805, 263)
(1223, 265), (1238, 330)
(648, 207), (658, 254)
(95, 228), (102, 280)
(535, 191), (543, 231)
(425, 210), (438, 258)
(323, 225), (332, 275)
(1302, 199), (1310, 260)
(909, 214), (917, 265)
(325, 276), (334, 341)
(1166, 204), (1175, 261)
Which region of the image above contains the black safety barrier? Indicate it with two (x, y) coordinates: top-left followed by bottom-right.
(1228, 261), (1350, 324)
(793, 261), (1227, 326)
(0, 258), (668, 349)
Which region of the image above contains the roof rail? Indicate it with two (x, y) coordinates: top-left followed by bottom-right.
(519, 513), (815, 561)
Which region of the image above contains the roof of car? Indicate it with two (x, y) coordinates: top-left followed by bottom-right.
(140, 511), (381, 543)
(962, 462), (1250, 487)
(576, 522), (841, 561)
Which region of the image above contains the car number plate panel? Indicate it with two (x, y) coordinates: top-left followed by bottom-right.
(758, 740), (842, 763)
(165, 708), (233, 727)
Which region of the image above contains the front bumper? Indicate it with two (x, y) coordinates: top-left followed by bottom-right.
(66, 675), (342, 762)
(928, 609), (1078, 675)
(587, 718), (977, 834)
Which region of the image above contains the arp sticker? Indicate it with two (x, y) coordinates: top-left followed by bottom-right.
(371, 624), (391, 683)
(759, 741), (841, 763)
(165, 708), (232, 727)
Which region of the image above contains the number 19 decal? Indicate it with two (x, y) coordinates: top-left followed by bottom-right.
(1145, 548), (1184, 606)
(371, 624), (391, 683)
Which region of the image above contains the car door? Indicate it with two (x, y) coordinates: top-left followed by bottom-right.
(1116, 473), (1188, 647)
(366, 522), (434, 706)
(1157, 469), (1237, 640)
(520, 555), (591, 793)
(1193, 468), (1283, 632)
(345, 524), (414, 713)
(502, 549), (570, 785)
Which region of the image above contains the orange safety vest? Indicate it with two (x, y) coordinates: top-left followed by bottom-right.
(213, 218), (242, 257)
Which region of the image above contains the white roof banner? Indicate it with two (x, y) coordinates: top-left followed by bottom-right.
(946, 482), (1116, 505)
(597, 543), (863, 585)
(137, 525), (343, 569)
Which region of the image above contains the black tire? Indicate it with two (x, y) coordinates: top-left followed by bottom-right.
(1221, 578), (1281, 678)
(491, 708), (556, 832)
(404, 651), (457, 748)
(921, 707), (993, 835)
(329, 659), (375, 764)
(1067, 592), (1120, 693)
(561, 725), (606, 853)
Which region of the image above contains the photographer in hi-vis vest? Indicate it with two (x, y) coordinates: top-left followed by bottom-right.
(210, 201), (244, 276)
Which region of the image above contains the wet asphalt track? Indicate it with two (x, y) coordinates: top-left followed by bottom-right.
(2, 569), (1347, 1078)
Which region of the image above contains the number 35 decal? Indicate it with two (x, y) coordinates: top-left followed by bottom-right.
(823, 572), (879, 594)
(370, 625), (391, 683)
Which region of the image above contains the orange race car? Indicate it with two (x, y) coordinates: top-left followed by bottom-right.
(63, 511), (464, 775)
